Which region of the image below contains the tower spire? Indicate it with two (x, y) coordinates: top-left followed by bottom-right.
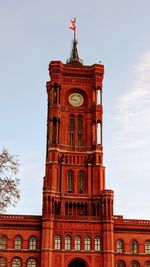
(67, 18), (83, 65)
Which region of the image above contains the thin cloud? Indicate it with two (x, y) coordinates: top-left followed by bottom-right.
(114, 51), (150, 149)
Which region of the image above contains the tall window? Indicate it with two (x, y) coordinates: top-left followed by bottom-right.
(29, 237), (37, 250)
(14, 236), (22, 250)
(145, 241), (150, 254)
(65, 235), (71, 250)
(116, 240), (124, 253)
(78, 115), (83, 146)
(12, 258), (21, 267)
(117, 260), (126, 267)
(95, 236), (100, 251)
(97, 122), (101, 145)
(54, 235), (61, 250)
(85, 236), (91, 251)
(75, 236), (81, 251)
(52, 117), (57, 144)
(131, 261), (140, 267)
(0, 236), (7, 250)
(131, 240), (138, 254)
(79, 170), (84, 193)
(68, 170), (73, 192)
(97, 89), (101, 105)
(69, 115), (75, 146)
(27, 258), (36, 267)
(0, 257), (7, 267)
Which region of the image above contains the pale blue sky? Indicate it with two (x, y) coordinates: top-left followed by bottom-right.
(0, 0), (150, 218)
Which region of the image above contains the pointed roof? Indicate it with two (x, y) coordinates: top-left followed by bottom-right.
(66, 38), (83, 65)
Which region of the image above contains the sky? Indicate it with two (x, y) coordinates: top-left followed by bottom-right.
(0, 0), (150, 219)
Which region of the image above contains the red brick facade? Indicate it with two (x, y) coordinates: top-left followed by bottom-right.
(1, 53), (150, 267)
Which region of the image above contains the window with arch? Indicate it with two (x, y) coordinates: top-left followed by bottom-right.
(145, 241), (150, 254)
(65, 235), (71, 250)
(14, 236), (22, 250)
(131, 261), (140, 267)
(94, 236), (100, 251)
(131, 240), (138, 254)
(85, 236), (91, 251)
(117, 260), (126, 267)
(29, 236), (37, 250)
(27, 258), (36, 267)
(75, 236), (81, 251)
(0, 236), (7, 250)
(145, 262), (150, 267)
(78, 115), (83, 147)
(79, 170), (84, 193)
(12, 258), (21, 267)
(54, 235), (61, 250)
(68, 170), (74, 193)
(0, 257), (7, 267)
(116, 240), (124, 253)
(69, 115), (75, 147)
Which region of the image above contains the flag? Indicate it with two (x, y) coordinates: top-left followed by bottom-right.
(69, 19), (76, 31)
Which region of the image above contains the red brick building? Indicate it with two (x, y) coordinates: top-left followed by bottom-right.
(1, 39), (150, 267)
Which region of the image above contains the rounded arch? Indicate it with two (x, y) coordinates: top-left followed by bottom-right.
(27, 258), (37, 267)
(68, 258), (88, 267)
(131, 261), (140, 267)
(65, 234), (72, 250)
(0, 257), (7, 267)
(28, 236), (37, 250)
(116, 239), (124, 253)
(131, 239), (138, 254)
(14, 235), (22, 250)
(116, 260), (126, 267)
(0, 235), (7, 249)
(12, 257), (22, 267)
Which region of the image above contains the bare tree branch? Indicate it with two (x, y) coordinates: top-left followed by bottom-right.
(0, 148), (20, 213)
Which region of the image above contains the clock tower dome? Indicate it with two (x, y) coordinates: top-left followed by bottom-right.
(41, 38), (114, 267)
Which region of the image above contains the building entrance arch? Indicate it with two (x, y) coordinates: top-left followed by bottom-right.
(68, 259), (87, 267)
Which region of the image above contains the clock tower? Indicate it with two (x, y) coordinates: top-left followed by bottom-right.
(41, 37), (114, 267)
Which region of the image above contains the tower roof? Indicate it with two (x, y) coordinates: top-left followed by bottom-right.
(66, 38), (83, 65)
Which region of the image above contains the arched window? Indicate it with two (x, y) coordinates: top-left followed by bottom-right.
(116, 240), (124, 253)
(131, 240), (138, 254)
(14, 236), (22, 250)
(0, 257), (7, 267)
(85, 236), (91, 251)
(54, 235), (61, 250)
(78, 115), (83, 147)
(131, 261), (140, 267)
(29, 236), (37, 250)
(117, 260), (126, 267)
(95, 236), (100, 251)
(79, 170), (84, 193)
(145, 241), (150, 254)
(27, 258), (36, 267)
(12, 258), (21, 267)
(145, 262), (150, 267)
(69, 115), (75, 147)
(75, 236), (81, 251)
(0, 236), (7, 250)
(68, 170), (74, 193)
(65, 235), (71, 250)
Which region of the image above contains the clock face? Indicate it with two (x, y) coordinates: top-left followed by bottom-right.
(69, 93), (84, 107)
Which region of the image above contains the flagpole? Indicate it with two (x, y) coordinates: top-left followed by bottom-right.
(74, 17), (76, 42)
